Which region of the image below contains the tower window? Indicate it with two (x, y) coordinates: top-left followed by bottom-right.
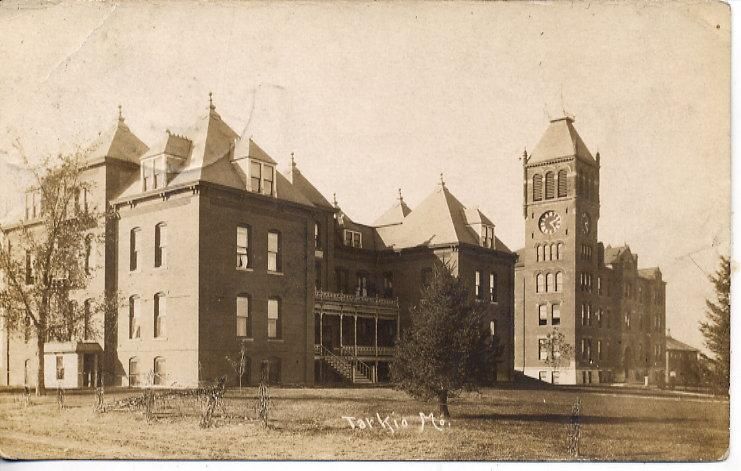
(532, 174), (543, 201)
(557, 169), (568, 197)
(546, 273), (554, 293)
(544, 172), (555, 199)
(555, 272), (563, 292)
(536, 273), (545, 293)
(538, 304), (547, 326)
(154, 223), (167, 268)
(552, 304), (561, 325)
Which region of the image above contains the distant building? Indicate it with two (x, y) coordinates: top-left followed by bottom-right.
(514, 117), (667, 385)
(0, 97), (515, 388)
(665, 335), (700, 387)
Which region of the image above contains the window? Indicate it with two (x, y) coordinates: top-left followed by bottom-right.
(153, 357), (166, 385)
(581, 304), (586, 326)
(538, 304), (547, 326)
(25, 190), (41, 220)
(489, 320), (497, 336)
(544, 172), (555, 199)
(55, 355), (64, 380)
(475, 271), (482, 299)
(83, 299), (92, 340)
(236, 295), (251, 337)
(552, 304), (561, 326)
(155, 223), (167, 268)
(597, 340), (603, 360)
(489, 273), (497, 302)
(546, 273), (554, 293)
(538, 339), (548, 360)
(383, 272), (394, 298)
(130, 228), (140, 271)
(314, 222), (321, 249)
(539, 371), (548, 382)
(555, 272), (563, 292)
(557, 169), (568, 197)
(586, 304), (592, 326)
(129, 357), (140, 386)
(356, 273), (368, 297)
(532, 174), (543, 201)
(142, 159), (154, 191)
(250, 161), (275, 196)
(581, 339), (587, 360)
(343, 229), (362, 248)
(535, 244), (541, 262)
(597, 276), (603, 295)
(129, 295), (140, 339)
(25, 251), (34, 285)
(267, 231), (281, 272)
(84, 235), (93, 274)
(552, 371), (560, 384)
(235, 225), (252, 269)
(336, 268), (350, 294)
(481, 225), (495, 249)
(267, 298), (280, 339)
(154, 293), (166, 338)
(315, 261), (322, 290)
(536, 274), (545, 293)
(596, 309), (602, 327)
(557, 242), (564, 260)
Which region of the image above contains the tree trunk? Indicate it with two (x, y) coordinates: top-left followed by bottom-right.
(35, 331), (46, 396)
(437, 390), (450, 419)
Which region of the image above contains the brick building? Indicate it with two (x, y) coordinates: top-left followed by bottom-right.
(0, 98), (515, 388)
(665, 335), (700, 387)
(514, 117), (667, 385)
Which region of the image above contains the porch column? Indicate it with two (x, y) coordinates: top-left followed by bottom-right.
(92, 353), (99, 388)
(374, 314), (379, 357)
(319, 312), (323, 351)
(339, 313), (343, 352)
(354, 315), (358, 356)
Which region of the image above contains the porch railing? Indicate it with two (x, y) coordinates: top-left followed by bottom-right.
(315, 289), (399, 308)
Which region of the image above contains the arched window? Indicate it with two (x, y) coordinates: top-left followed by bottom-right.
(535, 245), (541, 262)
(557, 243), (564, 260)
(544, 172), (555, 199)
(546, 273), (554, 293)
(557, 169), (568, 197)
(154, 223), (167, 268)
(129, 227), (140, 271)
(153, 357), (166, 385)
(129, 295), (140, 339)
(536, 274), (545, 293)
(539, 245), (545, 262)
(532, 174), (543, 201)
(154, 293), (166, 338)
(129, 357), (140, 386)
(555, 272), (563, 292)
(549, 244), (556, 261)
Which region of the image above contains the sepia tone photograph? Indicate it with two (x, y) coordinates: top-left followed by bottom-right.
(0, 0), (732, 464)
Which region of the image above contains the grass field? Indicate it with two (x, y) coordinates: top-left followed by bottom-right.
(0, 385), (729, 461)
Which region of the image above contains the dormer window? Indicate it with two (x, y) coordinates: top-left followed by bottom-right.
(250, 160), (275, 196)
(142, 157), (166, 191)
(481, 225), (495, 249)
(343, 230), (362, 248)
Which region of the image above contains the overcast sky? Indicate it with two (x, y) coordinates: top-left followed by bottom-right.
(0, 0), (730, 352)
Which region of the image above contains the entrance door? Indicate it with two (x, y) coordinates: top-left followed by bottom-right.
(322, 323), (335, 351)
(82, 354), (95, 388)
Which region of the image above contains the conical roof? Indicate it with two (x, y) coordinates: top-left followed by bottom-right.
(528, 117), (595, 164)
(85, 111), (148, 164)
(373, 191), (411, 227)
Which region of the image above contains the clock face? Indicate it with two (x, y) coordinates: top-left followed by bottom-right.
(538, 210), (561, 234)
(581, 212), (591, 235)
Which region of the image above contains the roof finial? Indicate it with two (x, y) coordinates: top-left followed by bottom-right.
(290, 152), (296, 168)
(117, 104), (124, 124)
(398, 188), (403, 201)
(208, 91), (215, 111)
(439, 172), (446, 188)
(332, 193), (338, 208)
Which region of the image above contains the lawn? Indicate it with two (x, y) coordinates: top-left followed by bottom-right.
(0, 385), (729, 461)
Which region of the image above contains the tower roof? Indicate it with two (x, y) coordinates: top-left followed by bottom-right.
(85, 107), (148, 164)
(283, 156), (334, 209)
(528, 117), (595, 165)
(373, 189), (411, 227)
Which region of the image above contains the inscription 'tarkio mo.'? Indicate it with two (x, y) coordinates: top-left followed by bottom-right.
(342, 413), (451, 433)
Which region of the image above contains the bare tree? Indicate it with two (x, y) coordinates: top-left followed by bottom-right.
(225, 342), (249, 389)
(0, 153), (105, 395)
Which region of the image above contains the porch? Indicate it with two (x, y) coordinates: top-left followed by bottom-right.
(313, 290), (399, 384)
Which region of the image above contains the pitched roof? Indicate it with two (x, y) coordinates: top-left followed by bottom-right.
(528, 117), (595, 165)
(638, 267), (663, 280)
(85, 114), (148, 164)
(604, 245), (632, 265)
(376, 182), (510, 253)
(666, 336), (699, 352)
(284, 160), (334, 209)
(234, 137), (277, 165)
(373, 192), (412, 227)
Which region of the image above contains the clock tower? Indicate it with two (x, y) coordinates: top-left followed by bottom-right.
(514, 116), (601, 384)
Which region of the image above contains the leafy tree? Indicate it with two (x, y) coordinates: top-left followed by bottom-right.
(391, 260), (497, 418)
(542, 328), (574, 372)
(0, 153), (104, 395)
(699, 255), (730, 393)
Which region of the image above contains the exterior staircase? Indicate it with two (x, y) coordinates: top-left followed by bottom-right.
(320, 346), (373, 384)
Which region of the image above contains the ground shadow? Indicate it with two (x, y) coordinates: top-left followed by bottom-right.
(459, 412), (699, 425)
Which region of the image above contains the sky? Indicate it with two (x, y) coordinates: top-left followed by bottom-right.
(0, 0), (731, 352)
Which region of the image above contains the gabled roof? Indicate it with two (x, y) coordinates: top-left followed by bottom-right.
(376, 182), (510, 253)
(284, 160), (333, 209)
(234, 137), (278, 165)
(666, 336), (699, 352)
(528, 117), (595, 165)
(604, 244), (633, 265)
(85, 112), (148, 164)
(373, 191), (411, 227)
(464, 206), (494, 227)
